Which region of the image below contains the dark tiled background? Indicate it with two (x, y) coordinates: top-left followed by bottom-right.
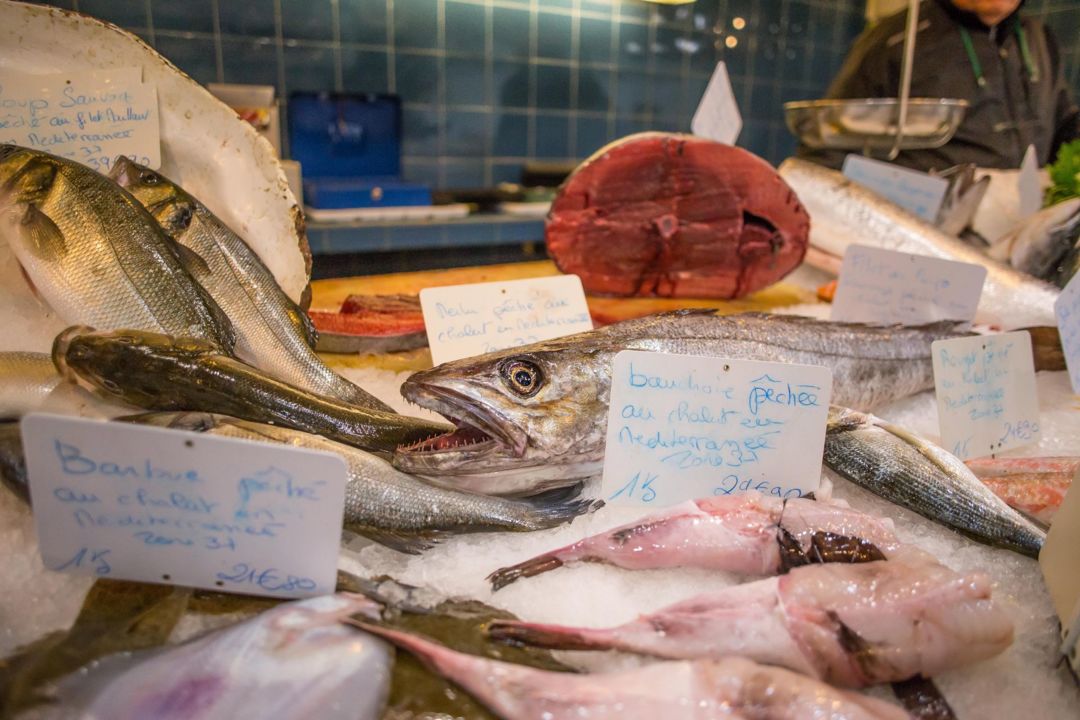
(27, 0), (1080, 190)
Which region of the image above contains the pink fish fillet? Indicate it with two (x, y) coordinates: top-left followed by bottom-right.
(487, 558), (1013, 688)
(964, 456), (1077, 525)
(488, 493), (901, 590)
(349, 621), (910, 720)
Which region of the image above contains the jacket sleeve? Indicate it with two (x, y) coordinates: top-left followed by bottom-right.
(1043, 25), (1080, 162)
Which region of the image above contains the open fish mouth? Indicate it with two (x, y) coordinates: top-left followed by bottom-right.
(396, 381), (527, 458)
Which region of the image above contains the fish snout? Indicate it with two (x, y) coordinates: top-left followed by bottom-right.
(51, 325), (99, 381)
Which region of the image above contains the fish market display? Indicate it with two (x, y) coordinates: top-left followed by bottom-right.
(824, 407), (1046, 557)
(0, 145), (235, 351)
(964, 456), (1077, 525)
(989, 198), (1080, 281)
(309, 294), (429, 354)
(546, 133), (810, 298)
(43, 594), (392, 720)
(0, 421), (26, 502)
(488, 492), (899, 590)
(112, 159), (392, 412)
(393, 311), (987, 494)
(350, 621), (909, 719)
(52, 327), (449, 454)
(778, 157), (1060, 327)
(0, 352), (60, 419)
(487, 557), (1013, 688)
(130, 413), (601, 553)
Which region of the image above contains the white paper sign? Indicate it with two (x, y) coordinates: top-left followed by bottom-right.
(931, 332), (1040, 460)
(420, 275), (593, 365)
(0, 68), (161, 172)
(842, 155), (948, 222)
(1018, 144), (1042, 218)
(831, 245), (987, 324)
(691, 62), (741, 145)
(600, 351), (831, 507)
(1054, 273), (1080, 394)
(22, 414), (347, 599)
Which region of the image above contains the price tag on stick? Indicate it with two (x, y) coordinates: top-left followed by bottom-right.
(600, 351), (831, 507)
(22, 414), (347, 599)
(1053, 273), (1080, 394)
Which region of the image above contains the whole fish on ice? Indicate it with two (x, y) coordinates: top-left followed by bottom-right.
(488, 557), (1013, 688)
(0, 352), (60, 419)
(989, 197), (1080, 281)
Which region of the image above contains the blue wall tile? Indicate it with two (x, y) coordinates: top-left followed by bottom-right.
(341, 49), (390, 93)
(493, 113), (528, 156)
(445, 111), (489, 155)
(395, 52), (439, 104)
(218, 0), (276, 38)
(577, 67), (611, 112)
(79, 0), (147, 29)
(537, 11), (572, 60)
(445, 57), (488, 106)
(535, 113), (570, 159)
(340, 0), (388, 44)
(401, 107), (440, 155)
(535, 65), (572, 110)
(575, 116), (609, 156)
(579, 17), (612, 65)
(152, 0), (213, 34)
(281, 0), (334, 41)
(493, 61), (530, 109)
(283, 43), (336, 94)
(221, 37), (280, 87)
(155, 35), (218, 85)
(445, 1), (486, 56)
(492, 6), (531, 60)
(394, 0), (438, 50)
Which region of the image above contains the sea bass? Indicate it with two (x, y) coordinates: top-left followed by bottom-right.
(0, 351), (60, 419)
(53, 327), (449, 455)
(131, 412), (601, 553)
(778, 158), (1060, 327)
(824, 406), (1046, 557)
(111, 158), (392, 412)
(392, 311), (974, 494)
(488, 492), (900, 590)
(0, 145), (235, 350)
(349, 621), (910, 720)
(488, 558), (1013, 688)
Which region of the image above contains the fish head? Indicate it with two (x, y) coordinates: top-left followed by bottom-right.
(52, 326), (216, 406)
(0, 145), (58, 207)
(110, 156), (195, 237)
(393, 339), (611, 488)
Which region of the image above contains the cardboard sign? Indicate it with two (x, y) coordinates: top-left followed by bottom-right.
(831, 245), (986, 325)
(22, 414), (346, 599)
(931, 332), (1040, 460)
(600, 351), (831, 507)
(0, 67), (161, 171)
(420, 275), (592, 365)
(1053, 273), (1080, 394)
(842, 155), (948, 222)
(691, 62), (742, 145)
(1039, 472), (1080, 674)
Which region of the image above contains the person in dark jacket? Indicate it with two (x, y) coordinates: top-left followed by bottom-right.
(799, 0), (1080, 172)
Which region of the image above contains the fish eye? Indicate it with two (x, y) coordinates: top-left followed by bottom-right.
(139, 170), (159, 185)
(499, 359), (543, 397)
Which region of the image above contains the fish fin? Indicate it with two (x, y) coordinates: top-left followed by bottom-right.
(353, 527), (445, 555)
(519, 488), (604, 530)
(19, 204), (68, 260)
(487, 555), (565, 592)
(116, 411), (219, 432)
(172, 242), (213, 279)
(287, 304), (320, 348)
(1020, 326), (1066, 372)
(486, 620), (601, 651)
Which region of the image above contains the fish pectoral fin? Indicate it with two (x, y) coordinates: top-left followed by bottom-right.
(20, 204), (68, 260)
(286, 304), (320, 348)
(172, 242), (213, 279)
(353, 527), (446, 555)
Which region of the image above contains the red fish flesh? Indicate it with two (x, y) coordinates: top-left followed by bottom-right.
(309, 294), (427, 353)
(964, 456), (1077, 525)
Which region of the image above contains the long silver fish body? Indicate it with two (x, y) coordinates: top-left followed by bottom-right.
(393, 310), (966, 494)
(111, 158), (391, 412)
(0, 351), (60, 419)
(130, 412), (600, 554)
(778, 157), (1060, 327)
(0, 145), (235, 350)
(45, 594), (391, 720)
(823, 406), (1046, 557)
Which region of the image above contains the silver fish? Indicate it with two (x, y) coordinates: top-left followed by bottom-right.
(0, 145), (235, 350)
(0, 351), (60, 419)
(130, 412), (601, 554)
(823, 406), (1046, 557)
(990, 197), (1080, 280)
(778, 157), (1060, 327)
(111, 158), (391, 412)
(392, 311), (972, 494)
(0, 421), (26, 501)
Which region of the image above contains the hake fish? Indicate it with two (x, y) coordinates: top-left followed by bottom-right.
(392, 310), (977, 494)
(0, 145), (235, 350)
(111, 158), (393, 413)
(53, 326), (449, 455)
(131, 412), (601, 553)
(778, 157), (1060, 327)
(824, 406), (1046, 557)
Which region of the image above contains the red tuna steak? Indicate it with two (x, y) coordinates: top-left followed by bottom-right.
(545, 133), (810, 298)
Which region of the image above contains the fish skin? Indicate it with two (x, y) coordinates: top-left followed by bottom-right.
(824, 406), (1046, 557)
(127, 412), (602, 554)
(0, 145), (235, 351)
(964, 455), (1077, 525)
(52, 326), (451, 456)
(393, 310), (968, 494)
(0, 351), (60, 420)
(487, 492), (900, 591)
(349, 620), (910, 720)
(0, 421), (27, 501)
(110, 158), (392, 413)
(778, 157), (1060, 327)
(487, 558), (1013, 688)
(994, 198), (1080, 279)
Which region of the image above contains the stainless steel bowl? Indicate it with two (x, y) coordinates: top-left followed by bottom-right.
(784, 98), (969, 152)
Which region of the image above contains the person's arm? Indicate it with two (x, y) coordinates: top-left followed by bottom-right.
(1042, 26), (1080, 162)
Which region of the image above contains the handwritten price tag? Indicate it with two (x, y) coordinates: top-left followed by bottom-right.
(831, 245), (986, 325)
(1054, 273), (1080, 394)
(691, 61), (742, 145)
(842, 155), (949, 222)
(420, 275), (593, 365)
(22, 414), (346, 599)
(0, 68), (161, 172)
(931, 332), (1040, 460)
(600, 351), (831, 507)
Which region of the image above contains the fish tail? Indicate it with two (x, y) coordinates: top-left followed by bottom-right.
(486, 619), (610, 651)
(1022, 326), (1066, 372)
(516, 485), (605, 530)
(487, 554), (565, 592)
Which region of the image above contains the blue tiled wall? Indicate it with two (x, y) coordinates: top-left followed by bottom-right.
(27, 0), (1080, 190)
